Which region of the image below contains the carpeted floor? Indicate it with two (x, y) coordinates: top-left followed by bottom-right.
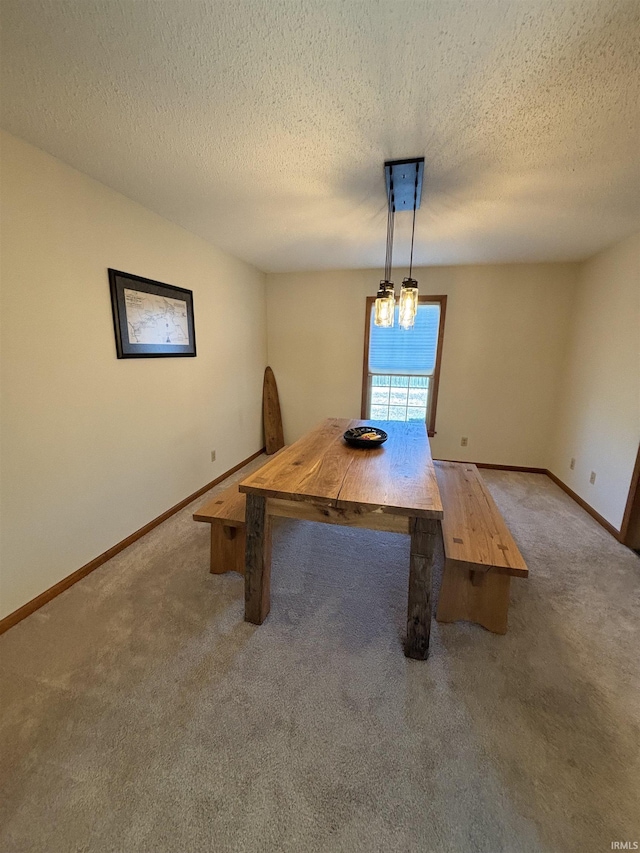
(1, 460), (639, 853)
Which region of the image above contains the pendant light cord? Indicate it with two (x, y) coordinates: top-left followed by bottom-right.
(384, 172), (395, 283)
(388, 206), (394, 280)
(408, 162), (419, 279)
(385, 205), (390, 281)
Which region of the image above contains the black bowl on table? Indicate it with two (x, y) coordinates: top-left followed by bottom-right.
(343, 426), (388, 449)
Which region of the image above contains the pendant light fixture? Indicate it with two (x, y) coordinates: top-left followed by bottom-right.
(374, 178), (396, 327)
(374, 158), (424, 329)
(399, 163), (420, 329)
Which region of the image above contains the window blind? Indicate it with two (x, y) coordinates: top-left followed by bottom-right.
(368, 303), (440, 376)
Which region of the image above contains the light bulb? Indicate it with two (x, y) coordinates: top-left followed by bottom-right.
(374, 281), (395, 327)
(399, 278), (418, 329)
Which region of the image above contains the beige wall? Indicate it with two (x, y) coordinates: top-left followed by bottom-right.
(0, 132), (267, 619)
(266, 264), (577, 466)
(549, 231), (640, 530)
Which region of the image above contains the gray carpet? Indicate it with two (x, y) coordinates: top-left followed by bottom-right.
(1, 460), (639, 853)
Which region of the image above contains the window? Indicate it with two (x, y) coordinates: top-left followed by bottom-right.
(361, 295), (446, 436)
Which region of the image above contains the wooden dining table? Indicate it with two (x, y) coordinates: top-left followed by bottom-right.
(238, 418), (444, 659)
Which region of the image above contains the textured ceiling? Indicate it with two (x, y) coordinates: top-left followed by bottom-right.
(1, 0), (639, 272)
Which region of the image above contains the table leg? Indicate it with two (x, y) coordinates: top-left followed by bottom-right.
(405, 517), (440, 659)
(244, 494), (272, 624)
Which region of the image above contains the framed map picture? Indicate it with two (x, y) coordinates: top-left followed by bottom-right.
(108, 269), (196, 358)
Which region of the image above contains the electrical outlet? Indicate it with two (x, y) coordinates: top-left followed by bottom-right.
(589, 471), (596, 484)
(570, 458), (575, 470)
(460, 437), (468, 447)
(211, 450), (216, 462)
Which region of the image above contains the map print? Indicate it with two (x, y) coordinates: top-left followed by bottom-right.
(124, 288), (190, 346)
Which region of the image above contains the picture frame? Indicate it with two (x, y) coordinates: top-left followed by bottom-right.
(108, 269), (196, 359)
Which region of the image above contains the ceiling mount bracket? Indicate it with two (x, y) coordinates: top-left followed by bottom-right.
(384, 158), (425, 212)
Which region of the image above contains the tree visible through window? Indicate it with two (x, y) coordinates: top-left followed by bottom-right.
(361, 296), (446, 436)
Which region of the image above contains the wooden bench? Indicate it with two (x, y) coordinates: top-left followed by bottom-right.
(193, 448), (286, 574)
(434, 461), (528, 634)
(193, 484), (247, 575)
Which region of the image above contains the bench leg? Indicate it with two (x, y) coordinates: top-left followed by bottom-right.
(209, 524), (246, 575)
(436, 563), (510, 634)
(405, 517), (440, 660)
(244, 494), (272, 625)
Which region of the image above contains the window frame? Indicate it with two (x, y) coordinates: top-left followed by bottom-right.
(361, 294), (447, 437)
